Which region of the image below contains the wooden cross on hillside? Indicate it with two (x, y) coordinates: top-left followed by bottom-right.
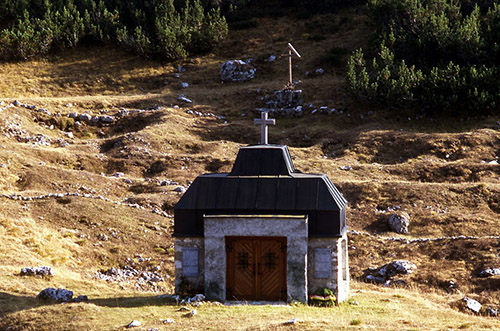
(285, 43), (301, 88)
(254, 111), (275, 145)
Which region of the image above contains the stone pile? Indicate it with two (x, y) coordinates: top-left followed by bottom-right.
(20, 266), (54, 277)
(365, 260), (417, 286)
(94, 263), (168, 291)
(220, 59), (256, 82)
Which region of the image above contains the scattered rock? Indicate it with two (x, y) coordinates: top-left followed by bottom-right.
(340, 165), (352, 171)
(479, 268), (500, 278)
(21, 266), (53, 277)
(161, 318), (175, 324)
(113, 172), (125, 177)
(65, 103), (73, 107)
(37, 288), (73, 302)
(127, 320), (141, 328)
(180, 82), (189, 89)
(178, 65), (186, 73)
(178, 306), (190, 312)
(388, 212), (410, 234)
(13, 100), (20, 106)
(283, 318), (298, 325)
(220, 59), (256, 82)
(463, 296), (481, 313)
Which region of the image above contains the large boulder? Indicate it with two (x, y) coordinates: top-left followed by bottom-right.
(388, 212), (410, 234)
(37, 288), (73, 302)
(220, 60), (256, 83)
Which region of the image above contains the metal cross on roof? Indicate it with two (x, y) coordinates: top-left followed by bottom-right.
(254, 111), (276, 145)
(285, 43), (301, 88)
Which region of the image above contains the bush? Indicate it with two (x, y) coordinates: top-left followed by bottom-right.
(346, 0), (500, 114)
(0, 0), (228, 61)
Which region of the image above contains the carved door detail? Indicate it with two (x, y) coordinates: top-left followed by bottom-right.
(226, 237), (286, 301)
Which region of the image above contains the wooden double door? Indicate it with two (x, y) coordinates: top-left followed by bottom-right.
(226, 236), (287, 301)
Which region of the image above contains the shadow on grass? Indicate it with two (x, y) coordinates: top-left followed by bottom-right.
(89, 295), (177, 308)
(0, 292), (41, 318)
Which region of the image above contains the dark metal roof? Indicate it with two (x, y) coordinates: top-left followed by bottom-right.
(174, 144), (348, 237)
(229, 145), (296, 176)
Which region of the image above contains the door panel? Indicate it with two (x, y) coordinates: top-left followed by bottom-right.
(226, 237), (286, 301)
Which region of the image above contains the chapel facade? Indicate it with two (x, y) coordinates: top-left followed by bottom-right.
(173, 144), (349, 303)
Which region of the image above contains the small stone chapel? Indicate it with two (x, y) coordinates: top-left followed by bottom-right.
(173, 113), (349, 303)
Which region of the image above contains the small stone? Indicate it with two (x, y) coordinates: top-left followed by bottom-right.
(180, 82), (189, 89)
(91, 116), (100, 123)
(13, 100), (20, 106)
(65, 103), (73, 107)
(79, 113), (92, 122)
(127, 320), (141, 328)
(350, 301), (359, 305)
(266, 55), (276, 62)
(161, 318), (175, 324)
(178, 306), (190, 312)
(173, 186), (186, 193)
(315, 68), (325, 75)
(173, 73), (180, 78)
(340, 165), (352, 171)
(64, 132), (74, 138)
(486, 307), (498, 317)
(190, 294), (205, 302)
(283, 319), (297, 325)
(113, 172), (125, 177)
(463, 297), (481, 313)
(184, 309), (197, 318)
(178, 65), (186, 73)
(100, 115), (114, 123)
(178, 95), (193, 103)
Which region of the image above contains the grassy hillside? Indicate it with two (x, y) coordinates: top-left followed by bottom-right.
(0, 4), (499, 330)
